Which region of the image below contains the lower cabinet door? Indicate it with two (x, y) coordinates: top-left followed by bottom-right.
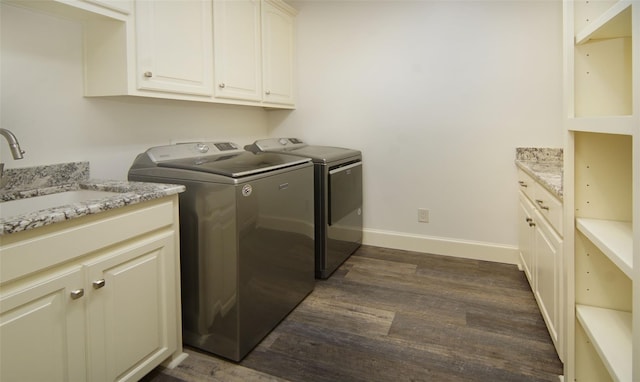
(518, 193), (536, 285)
(0, 268), (87, 382)
(85, 231), (177, 382)
(534, 212), (563, 358)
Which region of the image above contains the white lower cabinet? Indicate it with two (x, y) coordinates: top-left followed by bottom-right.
(0, 267), (87, 382)
(85, 232), (177, 381)
(517, 169), (563, 361)
(0, 197), (184, 382)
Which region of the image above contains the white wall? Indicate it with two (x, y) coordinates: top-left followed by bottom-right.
(1, 1), (563, 262)
(269, 0), (563, 260)
(0, 4), (269, 180)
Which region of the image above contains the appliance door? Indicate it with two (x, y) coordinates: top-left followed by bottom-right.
(326, 161), (363, 272)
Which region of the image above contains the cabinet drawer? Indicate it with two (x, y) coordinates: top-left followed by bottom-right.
(0, 198), (176, 285)
(517, 169), (536, 201)
(534, 183), (563, 236)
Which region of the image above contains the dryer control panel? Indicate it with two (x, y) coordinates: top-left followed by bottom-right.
(246, 138), (307, 153)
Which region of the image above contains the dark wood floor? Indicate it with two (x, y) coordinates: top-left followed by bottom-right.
(143, 245), (563, 382)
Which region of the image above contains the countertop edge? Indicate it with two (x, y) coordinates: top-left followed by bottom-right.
(515, 160), (563, 201)
(1, 180), (185, 236)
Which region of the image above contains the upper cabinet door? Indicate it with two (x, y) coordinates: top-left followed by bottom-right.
(262, 0), (296, 106)
(213, 0), (262, 101)
(135, 0), (213, 96)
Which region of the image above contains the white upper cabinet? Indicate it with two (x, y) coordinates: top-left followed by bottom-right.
(213, 0), (296, 107)
(80, 0), (297, 108)
(4, 0), (132, 21)
(213, 0), (262, 101)
(136, 0), (213, 96)
(84, 0), (215, 101)
(82, 0), (132, 15)
(26, 0), (298, 107)
(262, 0), (296, 105)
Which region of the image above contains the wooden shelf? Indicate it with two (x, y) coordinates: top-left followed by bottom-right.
(567, 116), (635, 135)
(576, 218), (633, 279)
(575, 1), (632, 44)
(576, 305), (632, 382)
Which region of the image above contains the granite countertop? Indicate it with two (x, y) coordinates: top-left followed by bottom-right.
(515, 147), (563, 200)
(0, 162), (185, 235)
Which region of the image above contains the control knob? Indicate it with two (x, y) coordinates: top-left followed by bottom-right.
(196, 143), (209, 153)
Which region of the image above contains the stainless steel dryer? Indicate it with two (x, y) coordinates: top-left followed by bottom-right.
(128, 141), (315, 362)
(245, 138), (362, 279)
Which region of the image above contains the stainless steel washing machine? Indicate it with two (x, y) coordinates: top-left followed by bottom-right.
(245, 138), (362, 279)
(128, 141), (315, 362)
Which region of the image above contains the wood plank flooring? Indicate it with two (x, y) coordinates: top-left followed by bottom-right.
(143, 245), (563, 382)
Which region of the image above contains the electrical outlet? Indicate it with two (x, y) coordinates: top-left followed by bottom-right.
(418, 208), (429, 223)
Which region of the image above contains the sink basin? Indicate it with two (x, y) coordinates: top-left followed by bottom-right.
(0, 190), (120, 220)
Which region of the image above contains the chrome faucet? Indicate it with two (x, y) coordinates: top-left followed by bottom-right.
(1, 129), (25, 160)
(0, 128), (26, 188)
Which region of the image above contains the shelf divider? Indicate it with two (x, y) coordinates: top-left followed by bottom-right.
(576, 304), (632, 382)
(575, 1), (632, 44)
(567, 116), (635, 135)
(576, 218), (632, 279)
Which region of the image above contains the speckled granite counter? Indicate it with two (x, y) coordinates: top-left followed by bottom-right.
(515, 147), (563, 200)
(0, 162), (185, 235)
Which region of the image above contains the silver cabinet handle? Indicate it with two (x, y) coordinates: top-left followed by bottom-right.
(143, 71), (153, 78)
(219, 83), (226, 88)
(70, 289), (84, 300)
(265, 90), (271, 95)
(92, 279), (106, 289)
(535, 199), (550, 210)
(518, 181), (528, 188)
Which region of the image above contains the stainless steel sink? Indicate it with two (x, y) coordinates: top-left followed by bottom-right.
(0, 190), (119, 220)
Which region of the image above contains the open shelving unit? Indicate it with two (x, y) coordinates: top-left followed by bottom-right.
(563, 0), (639, 381)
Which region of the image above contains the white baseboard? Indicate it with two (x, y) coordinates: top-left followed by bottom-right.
(363, 228), (520, 265)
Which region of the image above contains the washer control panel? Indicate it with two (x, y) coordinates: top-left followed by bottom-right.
(146, 141), (241, 162)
